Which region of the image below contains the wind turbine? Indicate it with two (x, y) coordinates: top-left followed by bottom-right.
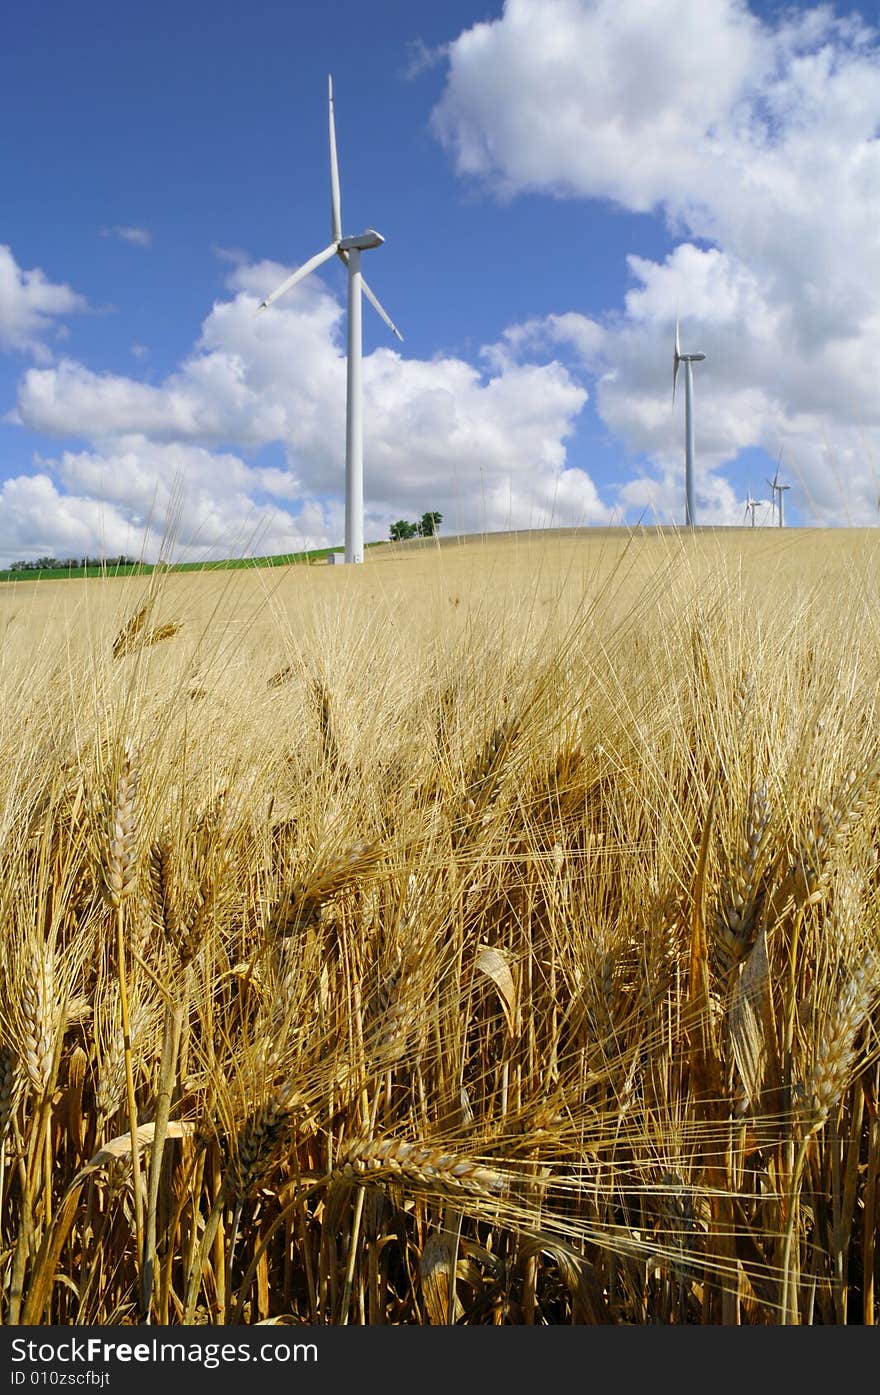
(258, 75), (403, 564)
(767, 462), (790, 528)
(672, 318), (706, 528)
(744, 488), (764, 527)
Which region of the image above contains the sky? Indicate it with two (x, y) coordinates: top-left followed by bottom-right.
(3, 0), (880, 565)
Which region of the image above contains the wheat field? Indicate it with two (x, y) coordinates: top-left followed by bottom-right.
(1, 525), (879, 1325)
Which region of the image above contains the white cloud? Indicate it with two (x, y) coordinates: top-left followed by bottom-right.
(497, 312), (605, 372)
(6, 257), (602, 563)
(43, 437), (331, 557)
(0, 246), (89, 362)
(431, 0), (765, 210)
(100, 225), (153, 249)
(0, 474), (146, 563)
(429, 0), (880, 524)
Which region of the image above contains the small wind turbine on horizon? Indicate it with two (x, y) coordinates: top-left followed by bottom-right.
(767, 461), (790, 528)
(744, 488), (765, 527)
(258, 75), (403, 564)
(672, 317), (706, 528)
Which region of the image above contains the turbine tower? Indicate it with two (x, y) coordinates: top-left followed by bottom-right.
(672, 318), (706, 528)
(258, 76), (403, 564)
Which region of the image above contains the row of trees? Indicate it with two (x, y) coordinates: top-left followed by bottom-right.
(8, 554), (140, 572)
(388, 511), (443, 542)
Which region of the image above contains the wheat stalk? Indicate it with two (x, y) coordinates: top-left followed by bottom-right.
(313, 679), (341, 772)
(100, 738), (145, 1285)
(96, 993), (154, 1128)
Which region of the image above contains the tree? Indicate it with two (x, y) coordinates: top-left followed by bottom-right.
(419, 511), (443, 537)
(389, 520), (419, 541)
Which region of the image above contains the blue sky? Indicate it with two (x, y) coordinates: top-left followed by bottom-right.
(3, 0), (880, 564)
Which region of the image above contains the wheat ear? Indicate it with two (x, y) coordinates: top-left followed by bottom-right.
(21, 941), (57, 1097)
(800, 953), (879, 1135)
(111, 603), (150, 659)
(794, 762), (875, 901)
(0, 1043), (20, 1143)
(715, 783), (770, 973)
(338, 1137), (508, 1199)
(225, 1085), (304, 1201)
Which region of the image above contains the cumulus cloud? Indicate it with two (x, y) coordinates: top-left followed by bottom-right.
(432, 0), (765, 210)
(6, 257), (603, 563)
(430, 0), (880, 524)
(100, 225), (153, 248)
(0, 473), (147, 564)
(0, 245), (89, 361)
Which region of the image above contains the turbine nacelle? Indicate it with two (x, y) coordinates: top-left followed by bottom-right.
(338, 229), (385, 252)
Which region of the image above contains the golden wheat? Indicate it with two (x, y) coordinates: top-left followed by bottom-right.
(0, 528), (877, 1325)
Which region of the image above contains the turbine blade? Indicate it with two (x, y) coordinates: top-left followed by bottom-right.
(328, 75), (342, 244)
(672, 317), (681, 405)
(362, 277), (404, 341)
(257, 243), (338, 312)
(337, 248), (404, 341)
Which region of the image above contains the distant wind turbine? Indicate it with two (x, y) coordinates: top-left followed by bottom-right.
(258, 75), (403, 564)
(744, 488), (765, 527)
(672, 318), (706, 528)
(767, 462), (791, 528)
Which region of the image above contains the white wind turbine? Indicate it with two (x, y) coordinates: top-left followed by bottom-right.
(744, 488), (764, 527)
(767, 461), (790, 528)
(672, 318), (706, 528)
(258, 75), (403, 564)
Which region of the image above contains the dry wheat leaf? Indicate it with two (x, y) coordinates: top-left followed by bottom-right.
(83, 1121), (195, 1173)
(419, 1233), (462, 1324)
(475, 945), (517, 1034)
(730, 928), (772, 1113)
